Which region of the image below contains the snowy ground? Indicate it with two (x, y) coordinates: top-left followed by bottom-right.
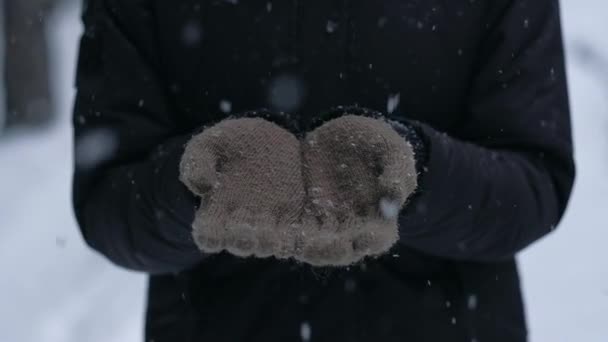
(0, 3), (146, 342)
(519, 1), (608, 341)
(0, 1), (606, 341)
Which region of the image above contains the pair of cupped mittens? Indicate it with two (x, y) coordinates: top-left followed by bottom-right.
(179, 112), (418, 266)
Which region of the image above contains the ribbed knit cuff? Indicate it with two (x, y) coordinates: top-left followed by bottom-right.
(386, 119), (428, 178)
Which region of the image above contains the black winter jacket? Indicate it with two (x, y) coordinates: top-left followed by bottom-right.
(72, 1), (575, 341)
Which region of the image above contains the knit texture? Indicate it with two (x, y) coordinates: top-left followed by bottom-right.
(299, 115), (418, 266)
(179, 115), (418, 266)
(179, 118), (306, 258)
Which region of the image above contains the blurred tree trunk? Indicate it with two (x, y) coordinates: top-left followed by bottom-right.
(3, 0), (55, 129)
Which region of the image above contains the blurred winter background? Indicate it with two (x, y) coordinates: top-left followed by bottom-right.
(0, 1), (606, 341)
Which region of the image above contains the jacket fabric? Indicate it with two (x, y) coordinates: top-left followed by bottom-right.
(72, 0), (575, 341)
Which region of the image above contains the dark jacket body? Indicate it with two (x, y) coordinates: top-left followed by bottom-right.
(72, 1), (575, 341)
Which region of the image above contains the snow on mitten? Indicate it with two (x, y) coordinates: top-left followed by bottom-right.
(179, 118), (306, 259)
(298, 114), (418, 266)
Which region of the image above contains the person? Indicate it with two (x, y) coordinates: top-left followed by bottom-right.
(72, 1), (575, 341)
(1, 0), (56, 131)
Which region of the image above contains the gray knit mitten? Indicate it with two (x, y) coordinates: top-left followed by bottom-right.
(179, 118), (305, 258)
(298, 115), (418, 266)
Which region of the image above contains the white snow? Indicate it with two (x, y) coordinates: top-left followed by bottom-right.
(326, 20), (338, 34)
(519, 1), (608, 341)
(0, 1), (606, 341)
(467, 294), (477, 311)
(0, 3), (146, 342)
(74, 128), (118, 169)
(268, 74), (305, 112)
(387, 92), (401, 114)
(379, 197), (401, 219)
(181, 21), (203, 47)
(219, 99), (233, 113)
(300, 321), (312, 342)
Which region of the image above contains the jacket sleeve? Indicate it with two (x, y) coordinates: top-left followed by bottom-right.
(72, 0), (203, 273)
(396, 0), (575, 261)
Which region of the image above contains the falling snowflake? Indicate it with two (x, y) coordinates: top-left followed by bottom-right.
(219, 100), (232, 113)
(377, 17), (388, 28)
(467, 294), (478, 310)
(387, 93), (400, 113)
(182, 21), (202, 46)
(267, 74), (305, 112)
(326, 20), (338, 33)
(379, 197), (400, 219)
(300, 322), (311, 341)
(75, 128), (118, 169)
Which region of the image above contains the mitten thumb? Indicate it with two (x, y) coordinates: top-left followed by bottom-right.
(376, 139), (418, 219)
(179, 138), (219, 198)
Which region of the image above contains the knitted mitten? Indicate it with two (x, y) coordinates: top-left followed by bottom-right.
(298, 114), (418, 266)
(179, 118), (305, 259)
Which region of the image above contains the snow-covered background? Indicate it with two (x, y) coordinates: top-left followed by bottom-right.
(0, 1), (606, 341)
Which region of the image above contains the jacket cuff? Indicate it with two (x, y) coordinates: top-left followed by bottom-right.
(386, 119), (429, 178)
(150, 134), (201, 254)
